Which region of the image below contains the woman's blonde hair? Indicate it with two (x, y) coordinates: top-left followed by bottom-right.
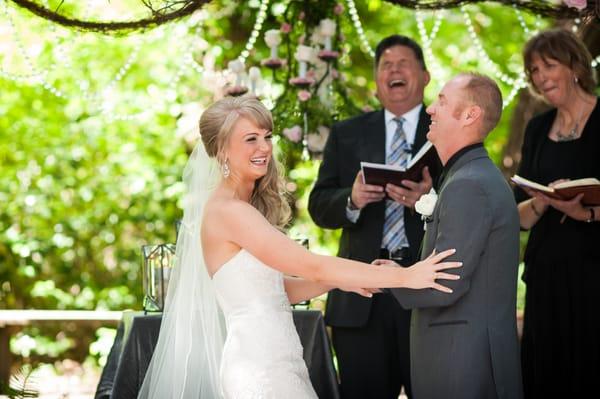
(523, 28), (597, 96)
(199, 95), (291, 228)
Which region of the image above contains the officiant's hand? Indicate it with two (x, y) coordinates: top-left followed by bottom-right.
(351, 171), (386, 209)
(523, 178), (569, 209)
(385, 166), (433, 208)
(548, 193), (588, 222)
(527, 179), (589, 222)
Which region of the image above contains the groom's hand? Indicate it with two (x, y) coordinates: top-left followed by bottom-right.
(385, 166), (433, 208)
(350, 171), (386, 209)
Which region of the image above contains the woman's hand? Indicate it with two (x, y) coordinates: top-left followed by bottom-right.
(397, 249), (462, 293)
(338, 286), (381, 297)
(540, 179), (589, 221)
(522, 187), (551, 210)
(547, 193), (587, 221)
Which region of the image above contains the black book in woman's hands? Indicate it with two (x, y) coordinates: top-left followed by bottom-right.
(511, 175), (600, 206)
(361, 141), (441, 187)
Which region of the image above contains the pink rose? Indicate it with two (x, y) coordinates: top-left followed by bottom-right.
(280, 23), (292, 34)
(283, 125), (302, 143)
(334, 3), (345, 15)
(563, 0), (587, 10)
(297, 90), (312, 102)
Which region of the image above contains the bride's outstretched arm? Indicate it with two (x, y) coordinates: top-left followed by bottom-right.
(283, 277), (331, 305)
(218, 201), (461, 291)
(283, 277), (376, 304)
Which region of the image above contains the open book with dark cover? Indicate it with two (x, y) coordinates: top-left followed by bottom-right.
(511, 175), (600, 206)
(360, 141), (441, 187)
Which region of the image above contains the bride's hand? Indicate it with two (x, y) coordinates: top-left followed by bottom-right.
(405, 249), (462, 293)
(338, 286), (381, 297)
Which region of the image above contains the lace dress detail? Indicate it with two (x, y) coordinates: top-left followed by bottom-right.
(212, 249), (318, 399)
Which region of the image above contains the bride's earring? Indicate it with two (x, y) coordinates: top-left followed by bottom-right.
(574, 76), (579, 84)
(222, 160), (230, 178)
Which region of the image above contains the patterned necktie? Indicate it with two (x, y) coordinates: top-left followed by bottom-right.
(382, 117), (411, 251)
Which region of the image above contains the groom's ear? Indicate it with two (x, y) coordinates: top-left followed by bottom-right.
(463, 105), (482, 126)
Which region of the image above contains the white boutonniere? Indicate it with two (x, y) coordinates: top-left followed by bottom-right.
(415, 188), (438, 230)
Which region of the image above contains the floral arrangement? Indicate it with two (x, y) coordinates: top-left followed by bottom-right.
(224, 0), (361, 160)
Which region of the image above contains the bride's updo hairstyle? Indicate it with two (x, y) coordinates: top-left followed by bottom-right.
(199, 95), (291, 228)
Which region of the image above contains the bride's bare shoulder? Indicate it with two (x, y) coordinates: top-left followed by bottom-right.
(204, 194), (258, 223)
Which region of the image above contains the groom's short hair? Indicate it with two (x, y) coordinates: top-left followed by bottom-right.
(458, 73), (502, 135)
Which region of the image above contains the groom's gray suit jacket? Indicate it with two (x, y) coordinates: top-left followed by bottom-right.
(391, 146), (523, 399)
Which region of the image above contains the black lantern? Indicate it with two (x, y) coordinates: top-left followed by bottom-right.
(293, 237), (310, 308)
(141, 243), (176, 312)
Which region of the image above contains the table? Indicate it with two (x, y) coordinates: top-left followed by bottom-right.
(95, 309), (340, 399)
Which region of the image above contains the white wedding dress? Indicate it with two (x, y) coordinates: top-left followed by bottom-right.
(212, 248), (318, 398)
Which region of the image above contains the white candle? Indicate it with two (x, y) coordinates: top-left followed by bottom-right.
(299, 61), (307, 78)
(248, 67), (261, 93)
(228, 59), (245, 87)
(264, 29), (281, 60)
(319, 19), (336, 51)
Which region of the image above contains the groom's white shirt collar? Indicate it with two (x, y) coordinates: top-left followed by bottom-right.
(384, 104), (422, 157)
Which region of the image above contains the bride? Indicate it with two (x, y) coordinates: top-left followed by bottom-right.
(139, 95), (461, 398)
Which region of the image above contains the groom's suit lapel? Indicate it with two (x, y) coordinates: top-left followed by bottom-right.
(438, 146), (489, 193)
(423, 146), (489, 255)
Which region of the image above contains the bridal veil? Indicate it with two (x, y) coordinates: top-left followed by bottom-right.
(138, 142), (226, 398)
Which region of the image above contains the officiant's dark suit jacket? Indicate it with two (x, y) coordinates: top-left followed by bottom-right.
(308, 107), (437, 327)
(391, 146), (523, 399)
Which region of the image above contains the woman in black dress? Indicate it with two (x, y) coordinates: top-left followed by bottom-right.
(515, 29), (600, 398)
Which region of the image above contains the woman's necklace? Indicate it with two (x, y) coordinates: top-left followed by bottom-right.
(554, 107), (585, 142)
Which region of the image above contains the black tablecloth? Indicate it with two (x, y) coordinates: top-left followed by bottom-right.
(95, 310), (339, 399)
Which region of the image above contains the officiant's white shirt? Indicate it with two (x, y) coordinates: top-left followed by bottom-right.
(346, 103), (423, 222)
(384, 104), (422, 158)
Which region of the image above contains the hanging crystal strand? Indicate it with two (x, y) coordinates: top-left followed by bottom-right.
(346, 0), (374, 58)
(302, 111), (310, 160)
(238, 0), (270, 63)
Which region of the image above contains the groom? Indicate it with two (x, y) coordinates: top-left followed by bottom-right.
(385, 73), (523, 398)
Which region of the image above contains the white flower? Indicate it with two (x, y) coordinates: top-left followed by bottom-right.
(264, 29), (282, 48)
(307, 126), (330, 152)
(317, 125), (330, 137)
(319, 19), (337, 37)
(310, 30), (325, 45)
(295, 45), (314, 62)
(415, 188), (438, 218)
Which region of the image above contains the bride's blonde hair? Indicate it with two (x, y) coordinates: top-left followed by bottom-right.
(199, 95), (291, 228)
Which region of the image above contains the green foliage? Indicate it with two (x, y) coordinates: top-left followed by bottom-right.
(89, 327), (118, 367)
(0, 365), (39, 399)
